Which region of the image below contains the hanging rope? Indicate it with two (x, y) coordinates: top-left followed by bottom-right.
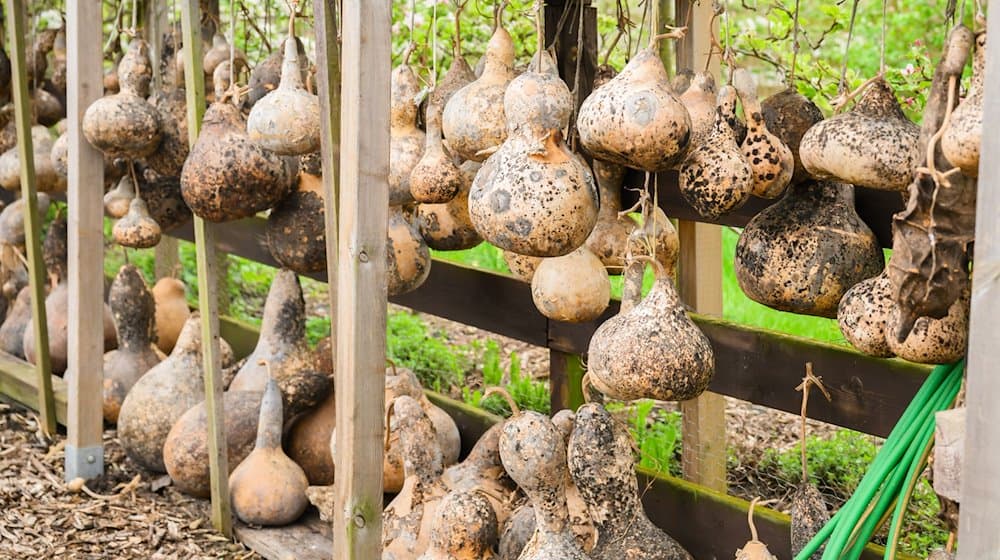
(788, 0), (801, 85)
(837, 0), (861, 96)
(880, 0), (887, 75)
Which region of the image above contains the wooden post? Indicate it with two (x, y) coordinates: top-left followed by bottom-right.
(63, 0), (106, 480)
(674, 0), (727, 493)
(180, 0), (231, 538)
(549, 350), (586, 412)
(957, 11), (1000, 558)
(332, 2), (391, 558)
(5, 0), (55, 436)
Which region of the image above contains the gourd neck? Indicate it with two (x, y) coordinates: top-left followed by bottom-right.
(277, 37), (304, 91)
(255, 378), (284, 449)
(423, 105), (445, 154)
(526, 486), (573, 536)
(259, 270), (307, 346)
(594, 161), (624, 215)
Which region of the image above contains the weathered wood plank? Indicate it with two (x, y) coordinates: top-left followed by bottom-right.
(64, 0), (107, 480)
(333, 2), (392, 558)
(0, 351), (67, 425)
(234, 511), (332, 560)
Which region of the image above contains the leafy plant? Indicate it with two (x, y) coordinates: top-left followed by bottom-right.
(387, 310), (470, 391)
(607, 400), (683, 476)
(464, 343), (550, 416)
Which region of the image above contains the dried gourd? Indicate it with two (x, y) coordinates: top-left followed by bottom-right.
(760, 88), (825, 185)
(266, 171), (327, 273)
(112, 196), (162, 249)
(229, 376), (309, 526)
(587, 259), (714, 402)
(735, 499), (777, 560)
(942, 30), (986, 176)
(440, 422), (518, 527)
(82, 38), (161, 158)
(627, 205), (679, 276)
(567, 403), (693, 560)
(141, 173), (192, 232)
(180, 63), (297, 222)
(247, 36), (321, 156)
(388, 206), (431, 296)
(679, 85), (753, 220)
(886, 284), (969, 364)
(389, 64), (426, 206)
(203, 33), (247, 78)
(837, 271), (894, 358)
(679, 71), (717, 150)
(0, 125), (63, 192)
(410, 103), (463, 204)
(735, 181), (883, 318)
(503, 251), (541, 283)
(102, 265), (163, 423)
(49, 132), (68, 178)
(733, 69), (793, 199)
(417, 160), (484, 251)
(531, 247), (610, 323)
(104, 175), (136, 219)
(287, 388), (336, 485)
(443, 26), (515, 162)
(417, 491), (500, 560)
(152, 276), (189, 354)
(789, 369), (829, 560)
(585, 159), (638, 272)
(499, 504), (536, 560)
(799, 78), (919, 192)
(145, 84), (189, 178)
(551, 409), (596, 551)
(0, 286), (31, 357)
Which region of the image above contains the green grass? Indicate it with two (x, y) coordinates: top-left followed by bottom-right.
(608, 400), (683, 477)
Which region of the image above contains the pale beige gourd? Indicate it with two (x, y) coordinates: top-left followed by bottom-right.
(735, 500), (778, 560)
(885, 284), (969, 364)
(585, 159), (638, 271)
(468, 63), (597, 258)
(760, 88), (825, 185)
(112, 196), (162, 249)
(799, 77), (920, 191)
(388, 206), (431, 296)
(247, 36), (321, 156)
(203, 33), (247, 78)
(101, 265), (162, 423)
(942, 30), (986, 176)
(531, 247), (610, 323)
(418, 160), (483, 251)
(411, 103), (464, 204)
(417, 491), (500, 560)
(0, 125), (63, 192)
(389, 64), (426, 206)
(229, 376), (309, 526)
(587, 260), (714, 402)
(627, 206), (679, 276)
(679, 71), (717, 150)
(152, 277), (190, 354)
(443, 26), (515, 162)
(679, 85), (753, 220)
(837, 271), (895, 358)
(503, 251), (542, 282)
(577, 47), (691, 172)
(440, 422), (518, 527)
(104, 175), (136, 219)
(735, 180), (884, 318)
(568, 404), (693, 560)
(82, 38), (161, 158)
(50, 131), (68, 178)
(733, 69), (794, 199)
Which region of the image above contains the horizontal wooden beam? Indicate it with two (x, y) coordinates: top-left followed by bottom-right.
(0, 352), (68, 425)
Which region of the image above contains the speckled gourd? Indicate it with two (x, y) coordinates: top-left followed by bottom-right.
(389, 64), (426, 206)
(799, 77), (920, 191)
(503, 251), (542, 282)
(388, 206), (432, 296)
(246, 39), (308, 107)
(180, 63), (297, 222)
(104, 175), (136, 219)
(734, 180), (884, 317)
(266, 171), (327, 273)
(577, 47), (691, 172)
(112, 196), (162, 248)
(247, 36), (321, 156)
(101, 265), (163, 423)
(837, 271), (895, 358)
(551, 409), (596, 551)
(443, 26), (515, 162)
(585, 159), (638, 271)
(0, 125), (63, 192)
(587, 259), (714, 402)
(440, 422), (518, 527)
(229, 377), (309, 526)
(885, 284), (969, 364)
(141, 173), (193, 233)
(410, 103), (464, 204)
(679, 71), (717, 150)
(760, 87), (825, 185)
(145, 84), (189, 178)
(568, 403), (693, 560)
(417, 491), (500, 560)
(531, 247), (610, 323)
(679, 85), (753, 220)
(942, 30), (986, 177)
(82, 38), (161, 158)
(733, 69), (793, 199)
(418, 160), (484, 251)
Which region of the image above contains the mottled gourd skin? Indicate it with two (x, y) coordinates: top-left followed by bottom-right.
(568, 404), (693, 560)
(143, 175), (193, 233)
(387, 206), (431, 296)
(417, 161), (483, 251)
(442, 27), (515, 162)
(837, 271), (895, 358)
(531, 247), (610, 323)
(247, 37), (321, 156)
(790, 482), (828, 560)
(416, 491), (500, 560)
(585, 159), (638, 271)
(389, 65), (426, 206)
(503, 250), (542, 283)
(550, 410), (597, 551)
(587, 274), (714, 402)
(733, 69), (794, 199)
(680, 85), (753, 220)
(145, 87), (189, 177)
(942, 30), (986, 177)
(678, 72), (717, 150)
(800, 78), (919, 191)
(577, 48), (691, 172)
(885, 284), (969, 364)
(112, 197), (162, 249)
(760, 88), (825, 185)
(440, 422), (518, 527)
(735, 181), (884, 318)
(102, 265), (162, 423)
(266, 172), (327, 273)
(410, 104), (464, 204)
(82, 39), (161, 158)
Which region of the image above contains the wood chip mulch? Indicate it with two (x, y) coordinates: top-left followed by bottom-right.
(0, 400), (261, 559)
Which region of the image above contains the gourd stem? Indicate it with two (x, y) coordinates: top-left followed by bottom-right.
(533, 0), (543, 61)
(483, 386), (520, 415)
(837, 0), (861, 96)
(452, 0), (465, 59)
(789, 0), (801, 84)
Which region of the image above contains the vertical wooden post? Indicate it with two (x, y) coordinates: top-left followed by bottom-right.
(180, 0), (231, 538)
(549, 350), (586, 412)
(64, 0), (106, 480)
(6, 0), (55, 436)
(957, 11), (1000, 558)
(333, 2), (391, 558)
(674, 0), (727, 493)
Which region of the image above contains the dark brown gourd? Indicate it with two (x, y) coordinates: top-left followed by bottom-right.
(145, 85), (189, 178)
(82, 38), (161, 158)
(389, 64), (426, 206)
(101, 265), (163, 423)
(266, 172), (327, 273)
(837, 271), (895, 358)
(417, 490), (500, 560)
(942, 30), (986, 177)
(141, 173), (193, 232)
(584, 159), (637, 271)
(735, 180), (884, 317)
(761, 88), (825, 185)
(531, 247), (610, 323)
(180, 63), (297, 222)
(733, 69), (794, 199)
(388, 206), (432, 296)
(418, 160), (484, 251)
(568, 403), (693, 560)
(112, 196), (162, 249)
(247, 36), (321, 156)
(229, 376), (309, 526)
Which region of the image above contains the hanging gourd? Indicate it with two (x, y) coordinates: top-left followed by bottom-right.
(180, 62), (297, 222)
(885, 284), (969, 364)
(265, 170), (327, 273)
(942, 29), (986, 176)
(410, 102), (464, 204)
(104, 175), (136, 219)
(760, 88), (824, 185)
(145, 70), (189, 178)
(584, 159), (638, 272)
(627, 202), (679, 276)
(203, 33), (247, 80)
(732, 69), (794, 199)
(735, 499), (777, 560)
(82, 38), (161, 159)
(417, 160), (484, 251)
(679, 71), (717, 150)
(0, 125), (63, 192)
(389, 60), (425, 206)
(112, 191), (162, 249)
(679, 84), (753, 220)
(531, 247), (610, 323)
(388, 206), (432, 296)
(247, 38), (308, 107)
(734, 181), (884, 318)
(837, 271), (895, 358)
(503, 251), (541, 283)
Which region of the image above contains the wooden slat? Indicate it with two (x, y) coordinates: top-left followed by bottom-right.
(958, 10), (1000, 558)
(234, 511), (332, 560)
(549, 350), (585, 412)
(0, 352), (67, 425)
(64, 0), (107, 480)
(180, 0), (231, 538)
(333, 2), (392, 558)
(6, 0), (55, 436)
